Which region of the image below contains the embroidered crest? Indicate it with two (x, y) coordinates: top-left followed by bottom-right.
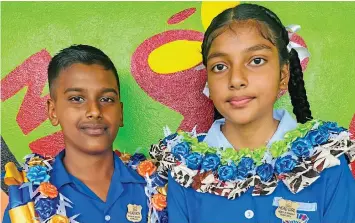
(126, 204), (142, 222)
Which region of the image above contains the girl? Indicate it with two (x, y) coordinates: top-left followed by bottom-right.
(149, 3), (355, 223)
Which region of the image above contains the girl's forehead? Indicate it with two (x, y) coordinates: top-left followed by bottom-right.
(209, 23), (276, 53)
(211, 20), (275, 45)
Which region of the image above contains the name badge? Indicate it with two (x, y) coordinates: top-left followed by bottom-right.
(275, 199), (299, 221)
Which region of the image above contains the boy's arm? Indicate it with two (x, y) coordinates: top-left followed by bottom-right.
(323, 155), (355, 223)
(168, 172), (189, 223)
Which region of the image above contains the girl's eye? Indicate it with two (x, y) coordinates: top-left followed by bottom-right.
(249, 58), (266, 66)
(69, 96), (84, 102)
(212, 64), (228, 73)
(100, 97), (114, 103)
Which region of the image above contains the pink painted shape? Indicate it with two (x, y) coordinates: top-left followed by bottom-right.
(1, 50), (52, 135)
(167, 8), (196, 25)
(131, 30), (214, 133)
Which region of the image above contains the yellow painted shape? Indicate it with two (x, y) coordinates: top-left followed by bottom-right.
(201, 1), (240, 31)
(148, 40), (202, 74)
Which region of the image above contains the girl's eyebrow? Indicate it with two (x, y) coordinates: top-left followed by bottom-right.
(207, 44), (272, 62)
(243, 44), (272, 53)
(207, 52), (228, 62)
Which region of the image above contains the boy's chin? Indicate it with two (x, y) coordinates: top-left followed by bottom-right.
(79, 144), (113, 155)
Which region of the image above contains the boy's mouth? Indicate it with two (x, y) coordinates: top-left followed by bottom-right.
(79, 123), (108, 136)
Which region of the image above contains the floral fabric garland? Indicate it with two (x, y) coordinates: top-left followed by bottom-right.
(149, 120), (355, 200)
(4, 151), (167, 223)
(114, 150), (168, 223)
(4, 154), (79, 223)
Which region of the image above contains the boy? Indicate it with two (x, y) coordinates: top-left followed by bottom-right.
(3, 45), (148, 223)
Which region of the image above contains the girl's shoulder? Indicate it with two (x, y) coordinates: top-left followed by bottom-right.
(149, 120), (355, 200)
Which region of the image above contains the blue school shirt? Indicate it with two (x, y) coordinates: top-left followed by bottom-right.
(168, 109), (355, 223)
(3, 150), (148, 223)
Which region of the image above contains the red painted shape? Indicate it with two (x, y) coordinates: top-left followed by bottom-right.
(29, 131), (65, 156)
(1, 50), (52, 135)
(290, 33), (309, 71)
(351, 162), (355, 179)
(278, 33), (309, 98)
(131, 30), (214, 133)
(349, 114), (355, 140)
(167, 8), (196, 25)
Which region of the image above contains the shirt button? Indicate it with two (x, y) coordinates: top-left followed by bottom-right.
(105, 215), (111, 221)
(245, 210), (254, 219)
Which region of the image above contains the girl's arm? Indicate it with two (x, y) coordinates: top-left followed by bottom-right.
(168, 172), (189, 223)
(323, 155), (355, 223)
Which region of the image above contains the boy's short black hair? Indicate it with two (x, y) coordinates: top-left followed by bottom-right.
(48, 44), (120, 97)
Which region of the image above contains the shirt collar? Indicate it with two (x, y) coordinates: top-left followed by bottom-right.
(204, 109), (298, 149)
(113, 153), (146, 184)
(50, 150), (72, 189)
(50, 150), (145, 189)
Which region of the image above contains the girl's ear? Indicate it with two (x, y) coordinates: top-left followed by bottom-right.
(280, 63), (290, 90)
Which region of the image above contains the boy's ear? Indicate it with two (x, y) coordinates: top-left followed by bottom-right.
(119, 102), (124, 127)
(279, 63), (290, 90)
(47, 99), (59, 126)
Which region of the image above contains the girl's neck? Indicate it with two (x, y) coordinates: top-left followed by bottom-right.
(222, 111), (279, 150)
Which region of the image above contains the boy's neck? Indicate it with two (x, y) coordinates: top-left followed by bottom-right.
(63, 147), (115, 182)
(222, 110), (279, 150)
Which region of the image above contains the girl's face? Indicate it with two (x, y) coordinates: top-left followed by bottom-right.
(206, 21), (289, 125)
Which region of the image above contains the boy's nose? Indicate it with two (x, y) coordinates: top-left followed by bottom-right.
(86, 101), (103, 119)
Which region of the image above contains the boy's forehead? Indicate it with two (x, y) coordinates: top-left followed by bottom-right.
(56, 63), (118, 89)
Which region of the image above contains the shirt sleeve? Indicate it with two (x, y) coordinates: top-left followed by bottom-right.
(168, 172), (189, 223)
(323, 155), (355, 223)
(2, 205), (11, 223)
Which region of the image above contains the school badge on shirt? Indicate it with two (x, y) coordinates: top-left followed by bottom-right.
(126, 204), (142, 222)
(273, 197), (313, 223)
(275, 199), (299, 221)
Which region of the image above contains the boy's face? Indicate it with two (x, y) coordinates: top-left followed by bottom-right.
(47, 63), (123, 155)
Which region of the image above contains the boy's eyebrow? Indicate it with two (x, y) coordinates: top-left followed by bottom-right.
(64, 88), (84, 94)
(101, 88), (118, 95)
(64, 87), (118, 95)
(244, 44), (272, 53)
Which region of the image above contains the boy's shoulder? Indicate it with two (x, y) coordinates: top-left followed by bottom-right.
(3, 153), (80, 222)
(3, 150), (168, 222)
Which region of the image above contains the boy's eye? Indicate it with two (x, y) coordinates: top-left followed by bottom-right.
(212, 64), (228, 73)
(69, 96), (84, 102)
(249, 58), (266, 66)
(100, 97), (115, 103)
